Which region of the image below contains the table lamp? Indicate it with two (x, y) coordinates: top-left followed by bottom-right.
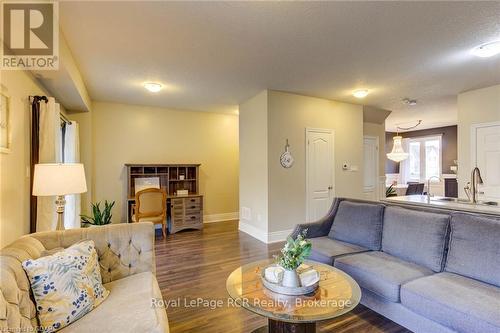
(33, 163), (87, 230)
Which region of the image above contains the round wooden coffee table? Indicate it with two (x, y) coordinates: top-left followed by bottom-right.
(226, 259), (361, 333)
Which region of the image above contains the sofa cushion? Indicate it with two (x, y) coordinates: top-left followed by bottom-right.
(328, 201), (385, 250)
(401, 272), (500, 333)
(22, 240), (109, 333)
(382, 207), (449, 272)
(0, 236), (45, 331)
(334, 251), (433, 302)
(58, 272), (169, 333)
(445, 213), (500, 287)
(309, 237), (368, 265)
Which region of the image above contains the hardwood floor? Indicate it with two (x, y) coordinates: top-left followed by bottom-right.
(155, 221), (411, 333)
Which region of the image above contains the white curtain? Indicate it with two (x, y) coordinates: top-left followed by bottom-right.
(36, 98), (62, 231)
(63, 122), (81, 229)
(398, 138), (411, 185)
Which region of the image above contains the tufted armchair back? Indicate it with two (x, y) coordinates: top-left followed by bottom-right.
(0, 222), (155, 332)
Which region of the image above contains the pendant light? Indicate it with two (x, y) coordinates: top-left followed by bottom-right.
(387, 120), (422, 162)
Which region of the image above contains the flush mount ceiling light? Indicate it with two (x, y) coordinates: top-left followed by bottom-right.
(144, 82), (162, 93)
(353, 89), (369, 98)
(471, 41), (500, 58)
(402, 98), (417, 106)
(387, 120), (422, 162)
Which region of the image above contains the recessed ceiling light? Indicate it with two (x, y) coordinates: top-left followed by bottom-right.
(144, 82), (162, 93)
(471, 41), (500, 58)
(353, 89), (369, 98)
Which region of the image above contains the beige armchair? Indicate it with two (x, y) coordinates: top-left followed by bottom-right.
(132, 188), (167, 238)
(0, 223), (169, 333)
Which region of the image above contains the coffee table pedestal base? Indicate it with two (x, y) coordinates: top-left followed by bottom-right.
(252, 319), (316, 333)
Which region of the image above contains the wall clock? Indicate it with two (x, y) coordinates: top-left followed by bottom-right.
(280, 139), (294, 168)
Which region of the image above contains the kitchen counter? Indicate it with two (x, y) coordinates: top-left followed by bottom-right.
(383, 195), (500, 216)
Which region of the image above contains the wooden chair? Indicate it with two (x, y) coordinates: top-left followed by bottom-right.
(132, 188), (167, 238)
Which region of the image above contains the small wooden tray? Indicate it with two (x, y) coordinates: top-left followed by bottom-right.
(260, 265), (319, 296)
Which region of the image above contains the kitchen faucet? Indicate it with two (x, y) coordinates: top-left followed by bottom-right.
(470, 167), (484, 203)
(427, 176), (441, 202)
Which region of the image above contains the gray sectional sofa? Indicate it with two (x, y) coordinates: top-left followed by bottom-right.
(291, 198), (500, 333)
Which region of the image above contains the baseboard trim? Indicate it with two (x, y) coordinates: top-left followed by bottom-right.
(267, 229), (293, 243)
(204, 212), (239, 223)
(238, 221), (268, 243)
(238, 221), (291, 244)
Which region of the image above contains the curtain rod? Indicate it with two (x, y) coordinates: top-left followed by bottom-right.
(29, 95), (71, 125)
(60, 113), (71, 125)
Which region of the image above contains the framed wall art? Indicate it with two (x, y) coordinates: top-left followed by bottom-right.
(0, 91), (11, 153)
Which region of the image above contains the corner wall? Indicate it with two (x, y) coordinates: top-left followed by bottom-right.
(238, 91), (269, 241)
(267, 91), (364, 233)
(239, 90), (365, 242)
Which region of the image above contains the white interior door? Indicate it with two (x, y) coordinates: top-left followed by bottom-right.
(363, 136), (379, 200)
(306, 128), (334, 222)
(474, 123), (500, 200)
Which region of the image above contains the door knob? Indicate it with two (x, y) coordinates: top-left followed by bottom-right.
(328, 186), (333, 190)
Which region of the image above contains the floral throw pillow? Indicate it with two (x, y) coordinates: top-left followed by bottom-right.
(22, 240), (109, 332)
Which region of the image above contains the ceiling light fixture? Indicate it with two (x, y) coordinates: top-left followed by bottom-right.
(144, 82), (162, 93)
(353, 89), (369, 98)
(387, 120), (422, 162)
(402, 98), (417, 106)
(471, 41), (500, 58)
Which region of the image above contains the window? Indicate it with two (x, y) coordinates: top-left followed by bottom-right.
(406, 135), (442, 182)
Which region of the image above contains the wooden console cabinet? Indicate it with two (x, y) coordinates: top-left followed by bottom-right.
(125, 164), (203, 233)
(170, 195), (203, 233)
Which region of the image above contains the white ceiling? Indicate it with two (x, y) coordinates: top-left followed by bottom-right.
(59, 1), (500, 131)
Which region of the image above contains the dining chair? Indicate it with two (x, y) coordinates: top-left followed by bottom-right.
(406, 183), (425, 195)
(132, 188), (167, 238)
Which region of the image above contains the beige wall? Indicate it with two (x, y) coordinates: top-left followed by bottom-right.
(239, 91), (269, 235)
(363, 122), (386, 177)
(0, 71), (47, 248)
(267, 91), (364, 232)
(457, 84), (500, 197)
(82, 102), (239, 222)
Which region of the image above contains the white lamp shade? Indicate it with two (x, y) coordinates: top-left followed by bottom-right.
(33, 163), (87, 196)
(386, 136), (409, 162)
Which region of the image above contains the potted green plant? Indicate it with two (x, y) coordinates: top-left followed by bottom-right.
(275, 230), (312, 287)
(386, 184), (397, 197)
(80, 200), (115, 227)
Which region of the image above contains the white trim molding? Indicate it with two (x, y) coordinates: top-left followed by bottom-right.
(204, 212), (239, 223)
(238, 221), (292, 244)
(239, 221), (267, 243)
(267, 229), (294, 243)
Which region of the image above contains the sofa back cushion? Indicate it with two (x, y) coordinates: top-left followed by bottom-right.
(0, 236), (46, 331)
(328, 201), (385, 250)
(382, 207), (450, 272)
(445, 213), (500, 287)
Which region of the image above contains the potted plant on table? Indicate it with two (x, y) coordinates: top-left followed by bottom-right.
(80, 200), (115, 227)
(275, 230), (312, 287)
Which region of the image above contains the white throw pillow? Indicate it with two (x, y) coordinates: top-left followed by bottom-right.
(22, 240), (109, 332)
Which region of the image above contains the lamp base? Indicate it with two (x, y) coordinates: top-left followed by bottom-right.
(55, 195), (66, 230)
